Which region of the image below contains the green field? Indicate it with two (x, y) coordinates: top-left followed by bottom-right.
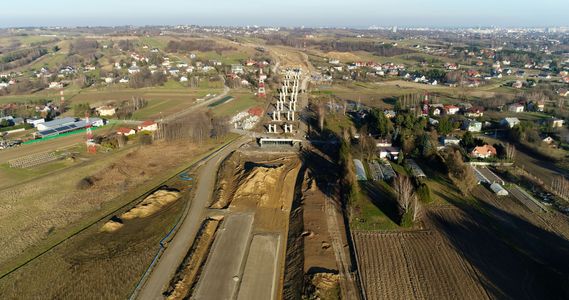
(211, 90), (264, 117)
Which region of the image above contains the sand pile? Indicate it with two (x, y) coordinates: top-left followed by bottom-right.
(100, 189), (180, 233)
(233, 165), (284, 207)
(121, 190), (181, 220)
(100, 220), (124, 233)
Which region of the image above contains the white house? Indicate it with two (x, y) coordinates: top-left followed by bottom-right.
(441, 136), (461, 147)
(128, 66), (140, 74)
(231, 64), (244, 74)
(463, 119), (482, 132)
(508, 103), (525, 113)
(180, 76), (188, 82)
(116, 127), (136, 136)
(137, 120), (158, 132)
(501, 117), (521, 128)
(444, 105), (460, 115)
(26, 118), (45, 127)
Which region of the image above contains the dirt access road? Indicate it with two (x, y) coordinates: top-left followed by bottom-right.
(136, 136), (249, 300)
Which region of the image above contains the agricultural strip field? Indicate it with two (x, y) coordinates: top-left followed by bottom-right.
(507, 185), (547, 213)
(192, 213), (254, 300)
(236, 234), (280, 300)
(353, 229), (488, 300)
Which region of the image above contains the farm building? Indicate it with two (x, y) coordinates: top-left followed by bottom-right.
(36, 117), (104, 138)
(490, 183), (509, 196)
(405, 159), (426, 178)
(353, 159), (367, 181)
(26, 118), (45, 127)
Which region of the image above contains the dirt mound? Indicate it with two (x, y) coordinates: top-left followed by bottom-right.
(233, 164), (284, 207)
(121, 189), (180, 220)
(100, 220), (124, 233)
(304, 273), (340, 299)
(211, 151), (299, 210)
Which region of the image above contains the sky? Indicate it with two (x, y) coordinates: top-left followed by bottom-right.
(1, 0), (568, 28)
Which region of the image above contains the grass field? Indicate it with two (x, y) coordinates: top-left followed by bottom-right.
(211, 89), (264, 117)
(351, 181), (400, 231)
(0, 134), (237, 283)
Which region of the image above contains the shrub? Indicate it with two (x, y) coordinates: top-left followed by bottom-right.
(77, 176), (95, 190)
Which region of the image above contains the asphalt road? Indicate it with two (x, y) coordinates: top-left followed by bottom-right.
(136, 136), (249, 300)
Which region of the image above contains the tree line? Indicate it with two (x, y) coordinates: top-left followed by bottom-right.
(0, 47), (48, 71)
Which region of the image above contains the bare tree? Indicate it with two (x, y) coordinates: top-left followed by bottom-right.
(412, 198), (423, 222)
(506, 143), (516, 161)
(393, 175), (415, 215)
(317, 103), (326, 132)
(552, 175), (569, 200)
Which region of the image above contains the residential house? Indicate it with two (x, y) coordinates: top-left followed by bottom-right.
(508, 103), (525, 113)
(379, 147), (400, 160)
(128, 66), (140, 74)
(463, 119), (482, 132)
(465, 107), (484, 118)
(231, 64), (244, 75)
(168, 68), (180, 76)
(137, 120), (158, 132)
(559, 89), (569, 97)
(116, 127), (136, 136)
(26, 118), (45, 127)
(441, 136), (461, 147)
(547, 118), (565, 128)
(471, 144), (497, 159)
(444, 105), (460, 115)
(542, 136), (555, 145)
(501, 117), (521, 128)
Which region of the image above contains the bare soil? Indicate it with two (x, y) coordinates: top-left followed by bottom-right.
(164, 218), (221, 300)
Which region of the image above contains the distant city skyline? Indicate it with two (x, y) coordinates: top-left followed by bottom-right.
(1, 0), (568, 28)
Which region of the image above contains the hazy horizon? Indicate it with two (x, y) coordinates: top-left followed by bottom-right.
(1, 0), (569, 28)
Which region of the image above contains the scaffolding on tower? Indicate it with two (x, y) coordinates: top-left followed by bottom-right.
(85, 112), (97, 154)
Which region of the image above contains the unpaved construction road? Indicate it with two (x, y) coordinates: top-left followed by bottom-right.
(136, 136), (249, 300)
(192, 213), (254, 300)
(237, 234), (281, 300)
